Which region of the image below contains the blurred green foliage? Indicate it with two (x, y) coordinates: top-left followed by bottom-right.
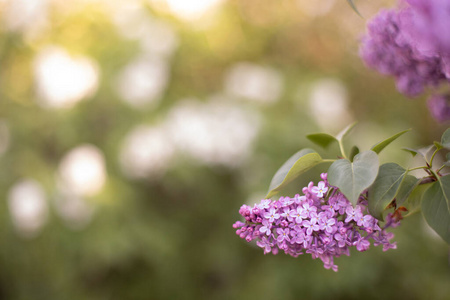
(0, 1), (448, 300)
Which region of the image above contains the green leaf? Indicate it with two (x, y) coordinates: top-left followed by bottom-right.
(349, 146), (359, 162)
(445, 153), (450, 166)
(422, 181), (450, 244)
(306, 133), (337, 149)
(401, 146), (433, 158)
(368, 163), (409, 220)
(328, 150), (379, 206)
(371, 129), (410, 154)
(402, 148), (419, 157)
(395, 174), (420, 207)
(336, 122), (357, 141)
(266, 149), (323, 198)
(346, 0), (362, 17)
(404, 183), (432, 217)
(436, 175), (450, 213)
(441, 128), (450, 149)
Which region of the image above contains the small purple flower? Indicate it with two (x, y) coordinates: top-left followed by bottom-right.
(259, 220), (272, 236)
(321, 216), (337, 234)
(256, 237), (273, 254)
(334, 233), (348, 248)
(302, 219), (320, 236)
(311, 181), (328, 198)
(293, 194), (306, 204)
(258, 199), (271, 209)
(356, 214), (374, 228)
(345, 206), (363, 223)
(281, 196), (294, 206)
(302, 203), (317, 216)
(290, 227), (306, 244)
(292, 207), (304, 223)
(277, 228), (290, 243)
(355, 237), (371, 252)
(264, 208), (280, 223)
(281, 207), (294, 222)
(309, 211), (319, 225)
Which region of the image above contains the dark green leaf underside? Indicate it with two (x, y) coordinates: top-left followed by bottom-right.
(422, 182), (450, 244)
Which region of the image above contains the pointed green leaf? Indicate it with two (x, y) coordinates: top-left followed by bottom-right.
(402, 148), (419, 157)
(266, 149), (323, 198)
(422, 181), (450, 244)
(404, 183), (432, 217)
(306, 133), (337, 149)
(445, 153), (450, 166)
(441, 128), (450, 149)
(349, 146), (360, 162)
(401, 146), (433, 158)
(328, 150), (379, 206)
(368, 163), (408, 220)
(336, 122), (358, 141)
(346, 0), (362, 17)
(371, 129), (410, 154)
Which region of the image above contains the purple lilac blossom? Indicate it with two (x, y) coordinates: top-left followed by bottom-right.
(359, 9), (446, 97)
(232, 173), (398, 272)
(400, 0), (450, 57)
(427, 94), (450, 123)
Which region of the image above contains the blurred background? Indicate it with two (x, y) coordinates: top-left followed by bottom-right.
(0, 0), (449, 299)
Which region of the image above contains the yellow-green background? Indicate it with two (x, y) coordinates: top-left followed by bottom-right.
(0, 1), (448, 299)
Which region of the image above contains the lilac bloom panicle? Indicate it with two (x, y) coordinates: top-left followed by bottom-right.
(233, 173), (400, 272)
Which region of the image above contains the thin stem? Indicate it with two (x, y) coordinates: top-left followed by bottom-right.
(429, 147), (441, 167)
(338, 140), (347, 160)
(407, 166), (429, 172)
(322, 159), (337, 163)
(418, 176), (437, 185)
(437, 164), (446, 173)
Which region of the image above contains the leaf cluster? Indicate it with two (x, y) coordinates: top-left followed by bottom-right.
(265, 125), (450, 244)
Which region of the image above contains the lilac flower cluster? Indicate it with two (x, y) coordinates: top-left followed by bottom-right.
(359, 9), (446, 97)
(233, 174), (398, 272)
(359, 0), (450, 122)
(400, 0), (450, 57)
